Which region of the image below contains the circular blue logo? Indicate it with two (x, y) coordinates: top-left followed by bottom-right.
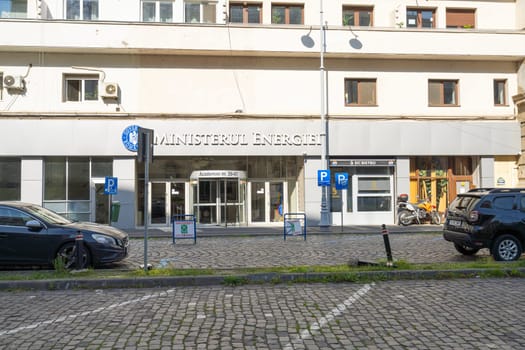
(122, 125), (139, 152)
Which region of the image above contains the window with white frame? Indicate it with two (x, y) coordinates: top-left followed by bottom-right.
(66, 0), (98, 20)
(142, 0), (174, 22)
(0, 0), (27, 18)
(493, 79), (507, 106)
(64, 75), (99, 102)
(184, 1), (217, 23)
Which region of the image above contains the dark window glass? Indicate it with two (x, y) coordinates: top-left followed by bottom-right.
(493, 196), (515, 210)
(68, 158), (90, 200)
(0, 158), (21, 200)
(44, 157), (67, 200)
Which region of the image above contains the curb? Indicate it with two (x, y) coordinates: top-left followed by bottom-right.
(1, 268), (523, 291)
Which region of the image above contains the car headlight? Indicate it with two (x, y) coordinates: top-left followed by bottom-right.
(92, 233), (118, 246)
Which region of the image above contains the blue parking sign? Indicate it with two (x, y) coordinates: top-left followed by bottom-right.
(317, 170), (331, 186)
(335, 172), (349, 190)
(104, 177), (118, 195)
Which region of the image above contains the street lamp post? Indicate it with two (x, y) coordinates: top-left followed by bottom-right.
(319, 0), (330, 228)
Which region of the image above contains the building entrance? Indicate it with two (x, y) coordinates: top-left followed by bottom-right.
(149, 182), (186, 225)
(190, 170), (247, 225)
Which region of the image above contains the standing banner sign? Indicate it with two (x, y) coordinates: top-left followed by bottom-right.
(172, 215), (197, 244)
(283, 213), (307, 241)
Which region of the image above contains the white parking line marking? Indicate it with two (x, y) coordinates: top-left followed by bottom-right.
(0, 289), (176, 337)
(283, 283), (374, 350)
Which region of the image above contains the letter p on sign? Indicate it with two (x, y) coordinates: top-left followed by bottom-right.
(318, 170), (331, 186)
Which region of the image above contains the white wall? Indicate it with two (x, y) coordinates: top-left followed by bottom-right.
(20, 158), (43, 204)
(113, 158), (136, 228)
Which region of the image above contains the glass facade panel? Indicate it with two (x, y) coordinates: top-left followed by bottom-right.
(83, 0), (98, 20)
(358, 177), (390, 193)
(45, 157), (67, 200)
(84, 79), (98, 100)
(66, 0), (80, 20)
(358, 196), (391, 211)
(358, 10), (371, 26)
(0, 0), (27, 18)
(92, 158), (112, 177)
(428, 81), (441, 105)
(68, 158), (90, 200)
(185, 3), (200, 23)
(66, 80), (81, 101)
(421, 10), (433, 28)
(229, 4), (243, 22)
(0, 157), (21, 200)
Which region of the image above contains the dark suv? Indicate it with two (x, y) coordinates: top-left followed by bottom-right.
(443, 188), (525, 261)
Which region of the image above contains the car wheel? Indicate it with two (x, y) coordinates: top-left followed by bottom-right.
(56, 242), (91, 269)
(431, 211), (441, 225)
(398, 211), (413, 226)
(492, 234), (522, 262)
(453, 243), (480, 256)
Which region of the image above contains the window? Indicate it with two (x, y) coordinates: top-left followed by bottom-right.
(344, 79), (376, 106)
(64, 75), (98, 102)
(428, 80), (458, 106)
(44, 157), (112, 221)
(271, 4), (303, 24)
(0, 207), (33, 227)
(446, 8), (475, 29)
(66, 0), (98, 20)
(0, 157), (21, 201)
(357, 177), (391, 212)
(142, 1), (173, 22)
(0, 0), (27, 18)
(493, 196), (515, 211)
(229, 2), (262, 24)
(494, 79), (507, 106)
(406, 8), (435, 28)
(185, 1), (216, 23)
(342, 6), (372, 27)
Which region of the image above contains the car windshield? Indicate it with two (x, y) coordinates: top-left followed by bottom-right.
(24, 205), (73, 225)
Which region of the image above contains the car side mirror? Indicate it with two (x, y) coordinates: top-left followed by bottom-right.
(26, 220), (43, 230)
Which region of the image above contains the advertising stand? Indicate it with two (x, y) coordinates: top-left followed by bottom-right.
(283, 213), (307, 241)
(172, 214), (197, 244)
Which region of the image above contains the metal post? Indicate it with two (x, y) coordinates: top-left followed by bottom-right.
(381, 224), (394, 267)
(319, 0), (330, 228)
(143, 132), (150, 272)
(75, 231), (83, 269)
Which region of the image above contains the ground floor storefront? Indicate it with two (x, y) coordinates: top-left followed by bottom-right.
(0, 118), (520, 229)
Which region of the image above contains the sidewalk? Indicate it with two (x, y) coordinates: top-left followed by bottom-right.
(126, 223), (443, 238)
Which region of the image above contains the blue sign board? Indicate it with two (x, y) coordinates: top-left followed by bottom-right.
(104, 177), (118, 195)
(335, 172), (349, 190)
(317, 170), (331, 186)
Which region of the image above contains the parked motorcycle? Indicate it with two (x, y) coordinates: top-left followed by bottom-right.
(397, 194), (441, 226)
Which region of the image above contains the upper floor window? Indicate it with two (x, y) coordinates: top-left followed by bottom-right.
(494, 79), (507, 106)
(428, 79), (459, 106)
(66, 0), (98, 20)
(271, 4), (303, 24)
(185, 1), (216, 23)
(446, 8), (475, 29)
(345, 78), (377, 106)
(0, 0), (27, 18)
(64, 75), (98, 102)
(229, 2), (262, 24)
(406, 8), (435, 28)
(142, 1), (173, 22)
(342, 6), (372, 27)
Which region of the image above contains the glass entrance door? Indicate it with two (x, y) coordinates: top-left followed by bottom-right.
(149, 182), (187, 225)
(191, 172), (246, 225)
(249, 181), (285, 223)
(251, 182), (266, 222)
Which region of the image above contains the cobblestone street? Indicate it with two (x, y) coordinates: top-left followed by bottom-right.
(121, 231), (491, 270)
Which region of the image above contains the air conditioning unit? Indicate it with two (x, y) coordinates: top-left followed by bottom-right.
(101, 82), (119, 98)
(3, 75), (25, 90)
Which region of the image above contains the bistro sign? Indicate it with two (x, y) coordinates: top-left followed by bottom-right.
(155, 132), (322, 147)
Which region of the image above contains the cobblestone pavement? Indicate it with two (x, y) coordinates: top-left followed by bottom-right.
(121, 232), (492, 270)
(0, 278), (523, 349)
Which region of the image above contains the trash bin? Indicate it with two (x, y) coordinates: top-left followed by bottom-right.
(110, 201), (121, 222)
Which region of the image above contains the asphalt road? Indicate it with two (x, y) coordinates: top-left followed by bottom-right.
(0, 278), (523, 349)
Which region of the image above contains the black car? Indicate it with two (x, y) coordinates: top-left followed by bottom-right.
(0, 201), (129, 268)
(443, 188), (525, 261)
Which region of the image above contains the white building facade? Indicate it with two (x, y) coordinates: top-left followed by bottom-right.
(0, 0), (524, 229)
